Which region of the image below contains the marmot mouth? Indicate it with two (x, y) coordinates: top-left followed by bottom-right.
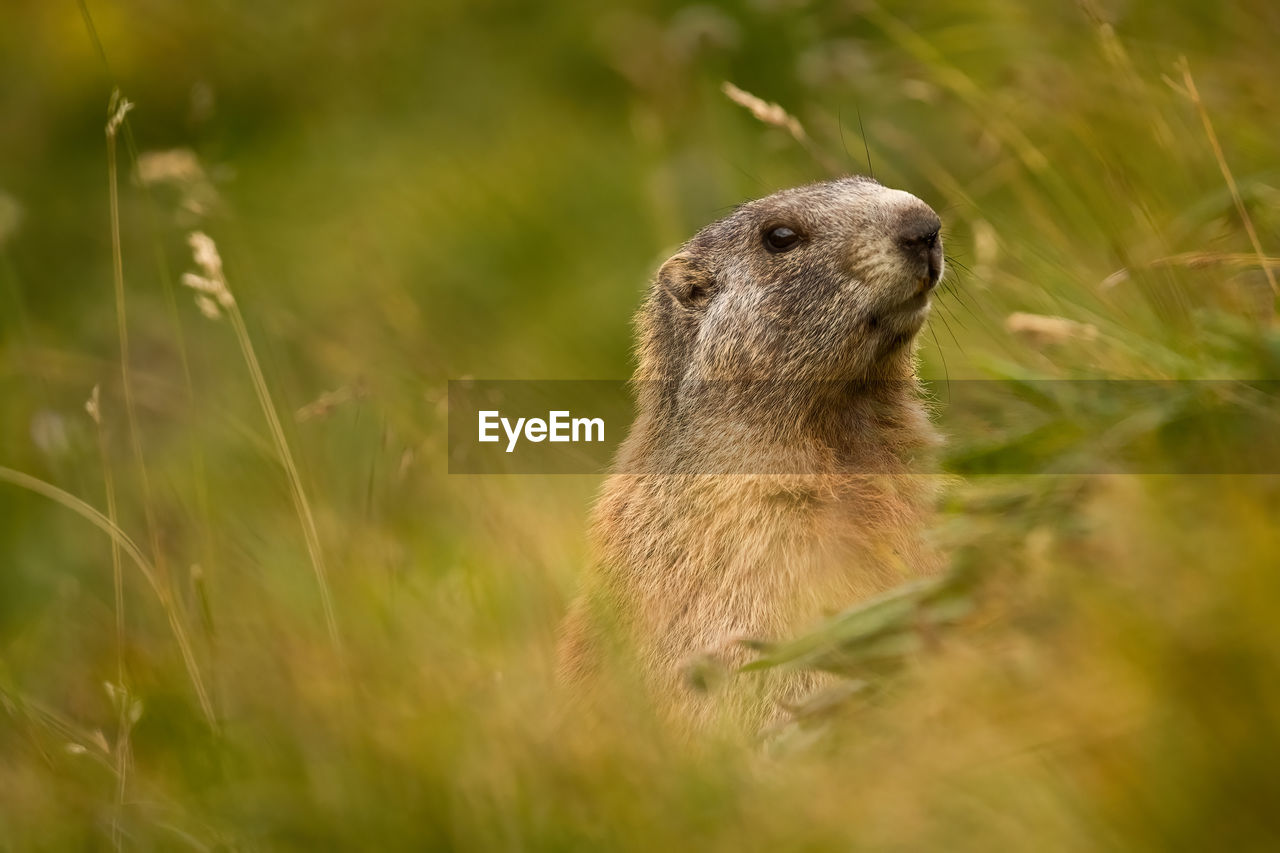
(864, 290), (931, 333)
(896, 288), (933, 315)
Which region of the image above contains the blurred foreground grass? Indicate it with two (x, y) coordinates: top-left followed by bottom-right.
(2, 1), (1280, 848)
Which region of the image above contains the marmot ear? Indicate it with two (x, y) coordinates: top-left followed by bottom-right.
(657, 253), (715, 310)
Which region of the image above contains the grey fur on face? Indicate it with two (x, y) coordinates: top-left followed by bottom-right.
(646, 177), (943, 388)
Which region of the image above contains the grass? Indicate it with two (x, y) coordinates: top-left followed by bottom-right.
(180, 230), (342, 660)
(2, 1), (1279, 848)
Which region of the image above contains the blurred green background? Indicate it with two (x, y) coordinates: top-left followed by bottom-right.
(3, 0), (1280, 848)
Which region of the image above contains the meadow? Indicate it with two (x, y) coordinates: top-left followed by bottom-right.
(2, 0), (1279, 848)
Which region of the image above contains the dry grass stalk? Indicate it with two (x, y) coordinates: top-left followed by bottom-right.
(85, 384), (130, 850)
(105, 88), (167, 596)
(721, 82), (842, 176)
(135, 148), (203, 186)
(296, 384), (364, 422)
(722, 81), (809, 144)
(1173, 58), (1278, 298)
(1149, 251), (1280, 271)
(183, 231), (343, 657)
(1104, 252), (1280, 290)
(1006, 312), (1099, 346)
(136, 148), (220, 217)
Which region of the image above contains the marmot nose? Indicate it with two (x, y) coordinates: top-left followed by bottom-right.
(897, 208), (944, 287)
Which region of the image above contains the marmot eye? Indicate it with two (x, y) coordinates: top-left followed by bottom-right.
(763, 225), (802, 253)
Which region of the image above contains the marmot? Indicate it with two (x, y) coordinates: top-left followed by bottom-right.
(559, 177), (946, 730)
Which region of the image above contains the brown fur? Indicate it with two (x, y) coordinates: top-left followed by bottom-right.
(559, 177), (947, 730)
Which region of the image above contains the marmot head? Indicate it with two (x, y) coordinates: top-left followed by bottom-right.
(637, 177), (943, 389)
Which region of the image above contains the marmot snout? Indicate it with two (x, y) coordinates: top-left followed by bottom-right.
(559, 178), (947, 731)
(895, 204), (945, 288)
